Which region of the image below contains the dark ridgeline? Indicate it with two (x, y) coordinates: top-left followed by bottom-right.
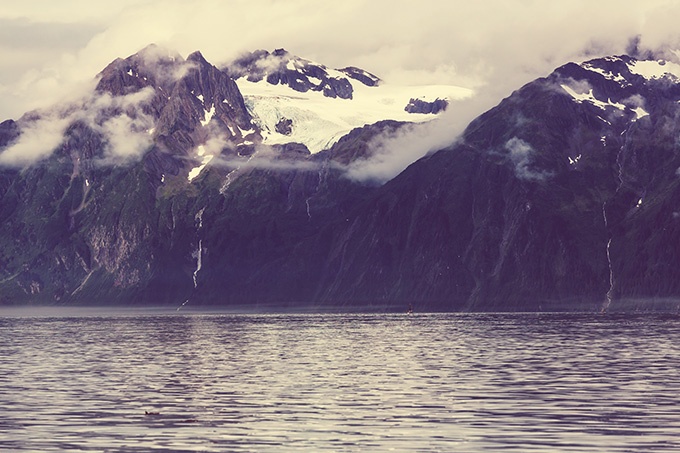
(1, 48), (680, 311)
(404, 97), (448, 114)
(224, 48), (381, 99)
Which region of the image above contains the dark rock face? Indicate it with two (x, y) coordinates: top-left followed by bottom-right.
(96, 45), (256, 141)
(0, 96), (400, 306)
(307, 55), (680, 311)
(2, 51), (680, 311)
(404, 98), (448, 114)
(225, 48), (380, 100)
(94, 45), (260, 185)
(275, 117), (293, 135)
(0, 46), (262, 305)
(339, 66), (381, 87)
(0, 120), (19, 147)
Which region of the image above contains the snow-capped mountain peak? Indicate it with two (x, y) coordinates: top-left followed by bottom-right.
(224, 48), (378, 100)
(575, 55), (680, 88)
(0, 45), (471, 182)
(553, 54), (680, 128)
(225, 48), (472, 153)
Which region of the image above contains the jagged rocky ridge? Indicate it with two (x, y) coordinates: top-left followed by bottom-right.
(1, 50), (680, 311)
(313, 55), (680, 311)
(225, 48), (381, 99)
(223, 47), (456, 154)
(404, 97), (448, 114)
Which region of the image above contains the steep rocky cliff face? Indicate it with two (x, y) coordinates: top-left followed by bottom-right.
(0, 45), (264, 305)
(2, 50), (680, 311)
(224, 48), (467, 154)
(0, 43), (399, 306)
(224, 48), (381, 99)
(306, 56), (680, 311)
(404, 98), (448, 114)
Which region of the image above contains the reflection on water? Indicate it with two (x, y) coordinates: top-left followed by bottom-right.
(2, 311), (680, 451)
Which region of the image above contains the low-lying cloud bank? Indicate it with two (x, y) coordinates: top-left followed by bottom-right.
(505, 137), (552, 182)
(2, 0), (679, 122)
(0, 87), (156, 167)
(4, 0), (680, 179)
(344, 90), (503, 183)
(0, 113), (71, 167)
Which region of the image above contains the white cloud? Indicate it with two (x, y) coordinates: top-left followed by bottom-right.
(0, 1), (144, 23)
(80, 87), (156, 164)
(622, 93), (647, 109)
(98, 114), (153, 163)
(0, 113), (70, 166)
(201, 135), (230, 156)
(2, 0), (680, 122)
(505, 137), (552, 181)
(87, 86), (155, 112)
(344, 89), (501, 183)
(3, 0), (680, 175)
(0, 86), (156, 167)
(344, 120), (453, 183)
(217, 156), (320, 173)
(213, 144), (320, 172)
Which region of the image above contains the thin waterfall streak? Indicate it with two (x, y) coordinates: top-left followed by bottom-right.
(304, 166), (324, 221)
(190, 207), (206, 289)
(193, 239), (203, 289)
(600, 141), (627, 313)
(604, 238), (614, 312)
(602, 202), (614, 313)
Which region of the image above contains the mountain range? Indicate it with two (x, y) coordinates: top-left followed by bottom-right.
(1, 45), (680, 311)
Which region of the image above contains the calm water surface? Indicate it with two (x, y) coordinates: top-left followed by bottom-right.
(2, 310), (680, 451)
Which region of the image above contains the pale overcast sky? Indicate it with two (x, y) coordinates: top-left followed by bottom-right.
(1, 0), (679, 120)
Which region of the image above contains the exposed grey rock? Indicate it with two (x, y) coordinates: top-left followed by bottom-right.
(3, 50), (680, 312)
(224, 48), (379, 100)
(275, 117), (293, 135)
(339, 66), (381, 87)
(404, 98), (448, 114)
(0, 120), (19, 147)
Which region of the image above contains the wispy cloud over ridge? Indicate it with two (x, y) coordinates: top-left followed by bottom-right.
(1, 0), (679, 121)
(0, 87), (156, 167)
(2, 1), (680, 177)
(0, 113), (70, 166)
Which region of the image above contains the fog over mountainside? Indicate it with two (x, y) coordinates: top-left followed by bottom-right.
(3, 2), (679, 130)
(1, 46), (680, 311)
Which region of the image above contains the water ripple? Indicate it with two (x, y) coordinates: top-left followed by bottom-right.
(2, 312), (680, 451)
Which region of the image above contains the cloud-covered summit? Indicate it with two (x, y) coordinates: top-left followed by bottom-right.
(2, 0), (680, 123)
(4, 1), (680, 181)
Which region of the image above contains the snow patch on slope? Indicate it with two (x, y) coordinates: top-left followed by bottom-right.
(581, 62), (628, 86)
(188, 145), (214, 181)
(628, 60), (680, 80)
(632, 106), (649, 119)
(201, 105), (215, 126)
(560, 84), (626, 111)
